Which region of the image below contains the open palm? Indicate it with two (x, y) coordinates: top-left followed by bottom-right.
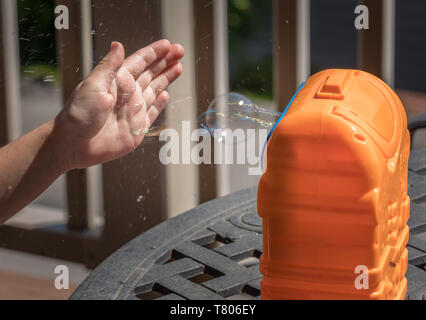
(57, 40), (184, 169)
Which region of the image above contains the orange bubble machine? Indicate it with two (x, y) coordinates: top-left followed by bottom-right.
(258, 69), (410, 300)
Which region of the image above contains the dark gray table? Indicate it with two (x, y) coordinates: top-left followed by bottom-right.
(71, 147), (426, 300)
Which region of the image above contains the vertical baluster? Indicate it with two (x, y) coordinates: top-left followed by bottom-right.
(194, 0), (219, 203)
(358, 0), (390, 81)
(56, 0), (89, 230)
(274, 0), (310, 111)
(0, 0), (22, 147)
(0, 2), (7, 148)
(91, 0), (166, 255)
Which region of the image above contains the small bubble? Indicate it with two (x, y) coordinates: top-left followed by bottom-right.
(137, 195), (144, 203)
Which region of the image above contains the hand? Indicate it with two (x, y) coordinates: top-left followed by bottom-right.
(55, 39), (184, 170)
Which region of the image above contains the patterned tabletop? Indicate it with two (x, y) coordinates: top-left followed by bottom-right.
(71, 148), (426, 300)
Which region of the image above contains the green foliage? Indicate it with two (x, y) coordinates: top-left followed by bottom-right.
(21, 64), (59, 84)
(228, 0), (273, 100)
(17, 0), (56, 67)
(16, 0), (274, 98)
(230, 59), (273, 98)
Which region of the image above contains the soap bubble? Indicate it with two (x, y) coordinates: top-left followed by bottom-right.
(198, 92), (281, 144)
(138, 93), (282, 147)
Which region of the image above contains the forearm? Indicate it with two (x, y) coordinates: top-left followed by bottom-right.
(0, 120), (69, 224)
(0, 40), (183, 224)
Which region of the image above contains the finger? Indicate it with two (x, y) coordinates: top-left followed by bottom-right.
(115, 68), (137, 107)
(129, 91), (169, 138)
(121, 39), (171, 80)
(146, 91), (170, 129)
(137, 44), (184, 90)
(143, 63), (183, 106)
(124, 82), (146, 120)
(128, 91), (170, 138)
(86, 41), (125, 91)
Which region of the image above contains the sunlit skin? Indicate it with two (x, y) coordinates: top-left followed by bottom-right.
(0, 39), (184, 223)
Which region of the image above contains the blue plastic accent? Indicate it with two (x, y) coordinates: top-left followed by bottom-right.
(260, 82), (306, 171)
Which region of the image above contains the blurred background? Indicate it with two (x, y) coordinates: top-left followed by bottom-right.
(0, 0), (425, 299)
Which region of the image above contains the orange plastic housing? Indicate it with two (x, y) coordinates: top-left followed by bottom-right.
(258, 69), (410, 300)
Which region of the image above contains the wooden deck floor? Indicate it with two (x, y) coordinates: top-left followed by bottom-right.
(0, 270), (77, 300)
(0, 248), (89, 300)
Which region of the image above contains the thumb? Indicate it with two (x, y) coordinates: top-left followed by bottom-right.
(86, 41), (125, 91)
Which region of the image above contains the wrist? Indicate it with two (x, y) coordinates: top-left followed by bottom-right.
(44, 118), (75, 175)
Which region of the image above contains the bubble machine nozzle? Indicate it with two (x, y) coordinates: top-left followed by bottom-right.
(257, 69), (410, 300)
